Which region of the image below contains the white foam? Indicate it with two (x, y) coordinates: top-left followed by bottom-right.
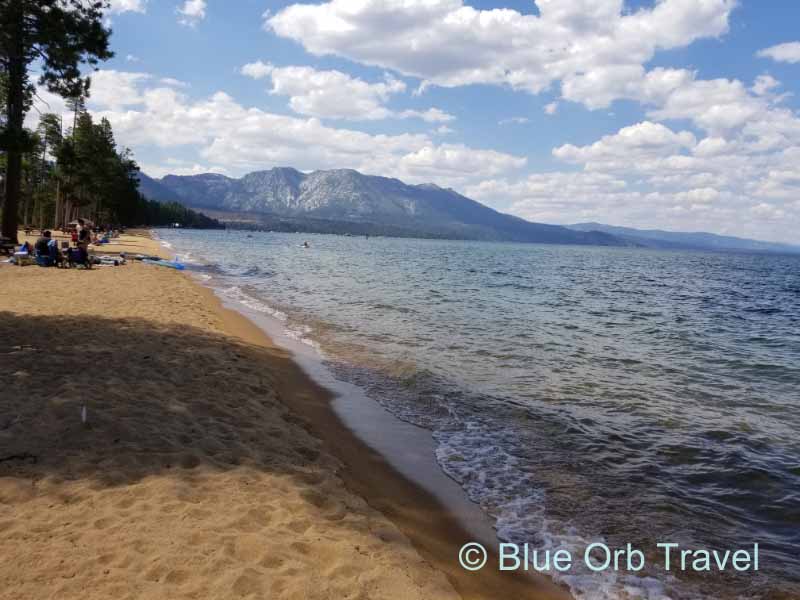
(284, 324), (322, 352)
(435, 424), (678, 600)
(220, 285), (288, 322)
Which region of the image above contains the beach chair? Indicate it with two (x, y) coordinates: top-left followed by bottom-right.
(35, 242), (65, 268)
(66, 248), (91, 269)
(35, 254), (56, 267)
(13, 251), (34, 266)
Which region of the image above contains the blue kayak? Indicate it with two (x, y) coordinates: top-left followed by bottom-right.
(142, 259), (186, 271)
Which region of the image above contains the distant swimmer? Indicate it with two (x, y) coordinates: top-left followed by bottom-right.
(302, 241), (310, 248)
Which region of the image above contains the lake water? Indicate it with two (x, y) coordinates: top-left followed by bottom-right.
(157, 229), (800, 600)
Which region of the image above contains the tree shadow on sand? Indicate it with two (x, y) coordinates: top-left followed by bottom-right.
(0, 311), (578, 600)
(0, 311), (322, 487)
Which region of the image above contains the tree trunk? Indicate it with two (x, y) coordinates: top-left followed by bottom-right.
(1, 152), (22, 242)
(54, 180), (62, 230)
(1, 7), (25, 243)
(22, 190), (31, 228)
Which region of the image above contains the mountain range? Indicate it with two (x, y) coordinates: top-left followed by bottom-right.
(567, 222), (800, 254)
(138, 169), (799, 253)
(138, 169), (622, 245)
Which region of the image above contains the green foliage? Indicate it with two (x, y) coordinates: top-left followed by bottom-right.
(1, 0), (113, 239)
(135, 201), (224, 229)
(0, 2), (219, 235)
(55, 109), (221, 228)
(4, 104), (222, 231)
(0, 1), (113, 98)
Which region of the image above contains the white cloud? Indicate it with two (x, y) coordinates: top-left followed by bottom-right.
(160, 78), (190, 88)
(88, 70), (151, 109)
(474, 112), (800, 243)
(397, 107), (454, 123)
(674, 187), (721, 204)
(265, 0), (798, 167)
(240, 61), (273, 80)
(751, 74), (780, 96)
(140, 160), (228, 178)
(125, 54), (140, 63)
(467, 171), (636, 225)
(643, 71), (767, 134)
(397, 144), (526, 180)
(554, 121), (696, 168)
(267, 0), (734, 105)
(499, 117), (530, 126)
(468, 167), (798, 243)
(242, 63), (454, 122)
(109, 0), (147, 14)
(757, 41), (800, 64)
(24, 87), (69, 130)
(544, 102), (559, 115)
(177, 0), (206, 26)
(54, 70), (523, 188)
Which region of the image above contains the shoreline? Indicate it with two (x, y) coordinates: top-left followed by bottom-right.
(178, 241), (573, 600)
(0, 230), (570, 600)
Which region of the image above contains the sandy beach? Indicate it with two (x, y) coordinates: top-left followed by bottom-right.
(0, 232), (570, 600)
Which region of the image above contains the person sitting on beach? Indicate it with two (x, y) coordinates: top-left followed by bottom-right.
(34, 231), (63, 267)
(76, 219), (92, 268)
(34, 232), (52, 257)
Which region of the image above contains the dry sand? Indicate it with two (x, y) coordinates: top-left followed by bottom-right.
(0, 232), (571, 600)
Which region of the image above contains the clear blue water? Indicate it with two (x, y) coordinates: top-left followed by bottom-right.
(158, 229), (800, 600)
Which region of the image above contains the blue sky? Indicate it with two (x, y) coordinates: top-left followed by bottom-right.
(32, 1), (800, 243)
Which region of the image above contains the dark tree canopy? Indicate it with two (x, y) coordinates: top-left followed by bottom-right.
(0, 0), (113, 241)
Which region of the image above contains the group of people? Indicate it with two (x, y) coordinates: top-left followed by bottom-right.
(17, 218), (95, 268)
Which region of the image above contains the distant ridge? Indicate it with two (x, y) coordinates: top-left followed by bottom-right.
(136, 172), (184, 205)
(568, 222), (800, 254)
(140, 167), (626, 246)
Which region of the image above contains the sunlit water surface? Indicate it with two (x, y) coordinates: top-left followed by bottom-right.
(158, 229), (800, 600)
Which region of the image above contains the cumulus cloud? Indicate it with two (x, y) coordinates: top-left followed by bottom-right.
(88, 70), (151, 109)
(468, 166), (797, 243)
(751, 74), (780, 96)
(757, 41), (800, 64)
(240, 60), (273, 80)
(108, 0), (147, 13)
(642, 71), (768, 134)
(177, 0), (206, 26)
(264, 0), (800, 175)
(554, 121), (696, 168)
(38, 70), (523, 187)
(159, 78), (190, 88)
(267, 0), (734, 106)
(140, 159), (228, 178)
(241, 62), (454, 122)
(471, 112), (800, 243)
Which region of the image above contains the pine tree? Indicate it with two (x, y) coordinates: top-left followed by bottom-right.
(0, 0), (112, 242)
